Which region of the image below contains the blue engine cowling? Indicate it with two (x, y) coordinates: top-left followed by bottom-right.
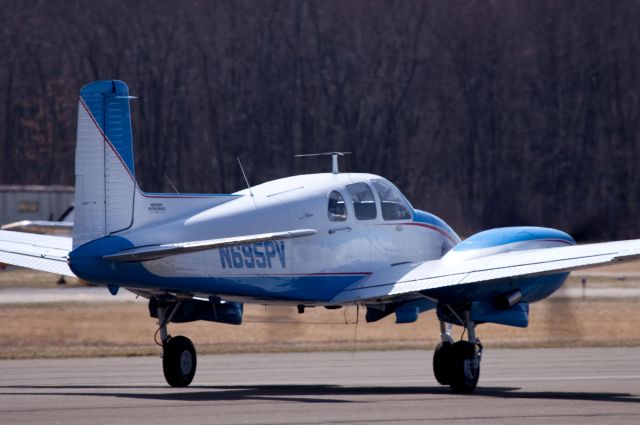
(433, 227), (576, 327)
(443, 226), (575, 262)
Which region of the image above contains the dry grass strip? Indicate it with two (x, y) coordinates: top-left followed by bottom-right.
(1, 298), (639, 359)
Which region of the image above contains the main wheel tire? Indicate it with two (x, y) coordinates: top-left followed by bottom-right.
(163, 336), (197, 387)
(448, 341), (480, 393)
(432, 341), (452, 385)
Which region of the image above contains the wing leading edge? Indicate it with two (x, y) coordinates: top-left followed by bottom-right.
(0, 230), (75, 276)
(331, 239), (640, 304)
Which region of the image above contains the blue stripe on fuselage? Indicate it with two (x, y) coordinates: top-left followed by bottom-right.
(69, 236), (366, 302)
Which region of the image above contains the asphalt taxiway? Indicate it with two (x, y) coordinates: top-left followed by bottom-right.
(1, 348), (639, 424)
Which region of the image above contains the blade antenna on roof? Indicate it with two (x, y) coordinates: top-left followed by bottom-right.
(236, 156), (253, 197)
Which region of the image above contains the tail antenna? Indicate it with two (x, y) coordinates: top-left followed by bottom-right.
(163, 173), (179, 194)
(295, 151), (351, 174)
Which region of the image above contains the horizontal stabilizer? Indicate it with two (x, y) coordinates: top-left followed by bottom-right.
(103, 229), (317, 262)
(2, 220), (73, 236)
(0, 230), (75, 276)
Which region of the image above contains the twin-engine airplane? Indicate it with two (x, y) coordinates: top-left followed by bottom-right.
(2, 80), (640, 393)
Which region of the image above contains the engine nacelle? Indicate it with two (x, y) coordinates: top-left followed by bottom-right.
(149, 298), (243, 325)
(442, 226), (575, 263)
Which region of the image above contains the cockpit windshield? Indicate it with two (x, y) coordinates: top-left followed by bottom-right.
(372, 179), (412, 220)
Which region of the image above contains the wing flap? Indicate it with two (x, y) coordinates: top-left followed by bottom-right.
(103, 228), (317, 262)
(0, 230), (75, 276)
(331, 239), (640, 303)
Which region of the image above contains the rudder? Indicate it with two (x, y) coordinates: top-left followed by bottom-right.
(73, 80), (136, 248)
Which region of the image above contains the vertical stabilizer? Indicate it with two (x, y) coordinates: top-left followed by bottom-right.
(73, 80), (136, 248)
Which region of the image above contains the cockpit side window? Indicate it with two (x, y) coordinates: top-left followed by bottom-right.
(327, 190), (347, 221)
(372, 179), (412, 220)
(346, 183), (377, 220)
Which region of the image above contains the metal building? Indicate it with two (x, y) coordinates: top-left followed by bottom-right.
(0, 185), (74, 224)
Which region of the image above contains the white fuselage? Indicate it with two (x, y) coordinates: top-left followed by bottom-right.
(100, 173), (460, 303)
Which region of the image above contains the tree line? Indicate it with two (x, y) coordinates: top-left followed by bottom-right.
(1, 0), (640, 239)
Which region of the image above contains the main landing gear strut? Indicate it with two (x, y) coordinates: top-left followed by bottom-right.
(432, 311), (483, 393)
(156, 302), (197, 387)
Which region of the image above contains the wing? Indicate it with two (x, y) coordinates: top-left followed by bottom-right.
(331, 239), (640, 303)
(103, 228), (317, 262)
(0, 230), (75, 276)
(1, 220), (73, 236)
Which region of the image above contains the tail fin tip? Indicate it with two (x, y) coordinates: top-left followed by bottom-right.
(79, 80), (135, 176)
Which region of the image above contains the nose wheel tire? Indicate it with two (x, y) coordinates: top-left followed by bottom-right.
(163, 336), (197, 387)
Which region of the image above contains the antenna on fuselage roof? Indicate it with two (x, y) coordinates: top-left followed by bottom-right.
(295, 152), (351, 174)
(236, 156), (254, 197)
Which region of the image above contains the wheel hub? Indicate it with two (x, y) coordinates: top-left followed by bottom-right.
(463, 357), (479, 380)
(180, 350), (193, 375)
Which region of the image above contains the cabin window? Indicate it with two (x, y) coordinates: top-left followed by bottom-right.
(372, 179), (412, 220)
(327, 191), (347, 221)
(346, 183), (377, 220)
